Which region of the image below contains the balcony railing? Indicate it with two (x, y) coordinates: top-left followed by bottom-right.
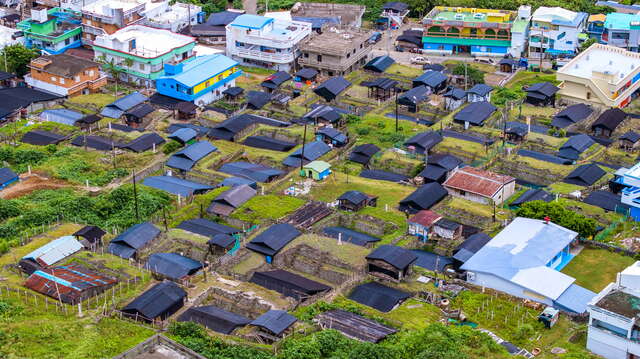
(234, 48), (294, 63)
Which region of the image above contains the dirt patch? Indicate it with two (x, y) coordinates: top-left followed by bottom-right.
(0, 174), (71, 199)
(484, 72), (508, 87)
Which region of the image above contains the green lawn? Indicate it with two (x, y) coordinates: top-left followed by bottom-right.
(232, 251), (265, 275)
(231, 194), (305, 224)
(505, 71), (558, 90)
(562, 247), (635, 292)
(387, 63), (423, 78)
(291, 234), (369, 268)
(0, 298), (153, 359)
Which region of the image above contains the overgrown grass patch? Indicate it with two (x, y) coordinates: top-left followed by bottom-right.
(231, 194), (305, 224)
(561, 247), (635, 292)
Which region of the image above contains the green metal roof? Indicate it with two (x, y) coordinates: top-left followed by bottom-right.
(422, 37), (511, 47)
(511, 19), (529, 33)
(303, 160), (331, 173)
(430, 11), (511, 24)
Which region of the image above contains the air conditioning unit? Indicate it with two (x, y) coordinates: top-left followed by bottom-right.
(467, 272), (476, 281)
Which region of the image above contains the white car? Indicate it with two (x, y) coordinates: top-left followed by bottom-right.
(410, 56), (430, 65)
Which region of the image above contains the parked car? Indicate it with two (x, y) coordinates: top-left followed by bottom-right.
(410, 56), (430, 65)
(473, 57), (495, 64)
(368, 32), (382, 44)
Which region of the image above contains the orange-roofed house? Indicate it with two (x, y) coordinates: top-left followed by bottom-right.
(407, 210), (442, 241)
(443, 167), (516, 205)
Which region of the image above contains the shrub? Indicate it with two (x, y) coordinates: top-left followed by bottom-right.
(163, 140), (183, 155)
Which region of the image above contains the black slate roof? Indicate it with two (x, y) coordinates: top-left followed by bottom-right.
(366, 244), (417, 270)
(583, 190), (629, 212)
(349, 144), (380, 164)
(552, 103), (593, 128)
(621, 131), (640, 143)
(261, 71), (292, 89)
(337, 190), (369, 205)
(524, 82), (559, 98)
(452, 232), (491, 263)
(21, 130), (66, 145)
(399, 182), (448, 213)
(453, 101), (496, 126)
(404, 131), (442, 153)
(179, 305), (250, 334)
(467, 84), (493, 96)
(398, 85), (429, 106)
(348, 282), (411, 312)
(564, 163), (606, 186)
(510, 188), (554, 207)
(364, 55), (395, 73)
(250, 310), (297, 335)
(360, 169), (409, 183)
(145, 253), (202, 280)
(246, 223), (301, 256)
(314, 77), (351, 101)
(592, 108), (627, 132)
(122, 281), (186, 320)
(295, 68), (318, 80)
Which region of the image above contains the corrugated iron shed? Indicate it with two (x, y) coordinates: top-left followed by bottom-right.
(22, 236), (83, 267)
(24, 264), (118, 304)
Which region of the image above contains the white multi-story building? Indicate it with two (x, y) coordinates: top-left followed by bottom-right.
(143, 1), (201, 33)
(529, 7), (588, 58)
(225, 14), (311, 72)
(92, 25), (196, 87)
(587, 261), (640, 359)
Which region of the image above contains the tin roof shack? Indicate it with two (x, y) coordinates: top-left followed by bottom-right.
(20, 236), (83, 275)
(178, 305), (251, 334)
(348, 282), (411, 312)
(315, 309), (397, 343)
(399, 182), (448, 214)
(407, 210), (442, 241)
(349, 143), (380, 165)
(432, 218), (463, 240)
(122, 281), (187, 322)
(620, 131), (640, 151)
(24, 264), (117, 304)
(207, 184), (256, 216)
(443, 167), (516, 205)
(524, 82), (559, 107)
(246, 223), (301, 259)
(298, 25), (373, 77)
(300, 160), (332, 181)
(551, 103), (593, 129)
(108, 222), (161, 259)
(250, 309), (298, 343)
(73, 225), (106, 250)
(591, 108), (627, 138)
(145, 253), (203, 281)
(250, 269), (331, 301)
(366, 245), (417, 282)
(337, 190), (378, 212)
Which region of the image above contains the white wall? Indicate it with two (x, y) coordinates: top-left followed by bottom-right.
(467, 271), (555, 306)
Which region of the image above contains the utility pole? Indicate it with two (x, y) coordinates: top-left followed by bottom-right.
(464, 62), (468, 91)
(395, 89), (399, 132)
(132, 170), (140, 222)
(299, 122), (307, 172)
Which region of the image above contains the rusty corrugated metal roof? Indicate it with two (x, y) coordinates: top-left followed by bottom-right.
(24, 264), (118, 304)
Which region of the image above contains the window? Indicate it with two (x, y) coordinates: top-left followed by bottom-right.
(139, 63), (145, 71)
(59, 78), (65, 84)
(304, 53), (308, 58)
(346, 52), (350, 58)
(317, 54), (322, 62)
(89, 70), (94, 76)
(566, 41), (573, 45)
(74, 76), (80, 82)
(50, 76), (56, 82)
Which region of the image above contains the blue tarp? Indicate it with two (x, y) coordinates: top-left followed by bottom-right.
(39, 109), (83, 126)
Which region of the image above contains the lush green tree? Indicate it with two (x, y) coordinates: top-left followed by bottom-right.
(492, 88), (522, 107)
(515, 200), (597, 237)
(579, 37), (598, 53)
(452, 64), (484, 85)
(163, 140), (183, 155)
(0, 44), (38, 76)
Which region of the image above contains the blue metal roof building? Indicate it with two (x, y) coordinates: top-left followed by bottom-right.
(39, 108), (84, 126)
(168, 128), (198, 144)
(143, 176), (213, 197)
(282, 140), (331, 167)
(461, 217), (596, 313)
(166, 141), (217, 171)
(156, 54), (242, 105)
(101, 92), (148, 118)
(145, 253), (203, 280)
(108, 222), (161, 259)
(0, 167), (18, 189)
(230, 14), (273, 29)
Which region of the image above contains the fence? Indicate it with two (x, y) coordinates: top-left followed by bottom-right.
(580, 238), (637, 257)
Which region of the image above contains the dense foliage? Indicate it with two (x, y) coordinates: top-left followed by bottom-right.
(0, 45), (39, 76)
(452, 64), (484, 85)
(0, 186), (171, 253)
(169, 320), (507, 359)
(515, 200), (597, 237)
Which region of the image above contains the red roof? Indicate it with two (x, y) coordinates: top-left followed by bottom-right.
(408, 210), (442, 227)
(443, 167), (515, 198)
(24, 264), (118, 304)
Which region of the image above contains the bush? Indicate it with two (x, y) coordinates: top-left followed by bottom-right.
(515, 201), (597, 237)
(163, 140), (183, 155)
(514, 324), (535, 341)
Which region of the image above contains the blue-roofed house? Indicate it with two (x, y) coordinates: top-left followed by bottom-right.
(558, 134), (596, 161)
(364, 55), (395, 73)
(250, 310), (297, 341)
(246, 223), (301, 261)
(156, 54), (242, 106)
(108, 222), (161, 259)
(143, 176), (213, 197)
(0, 167), (18, 189)
(39, 108), (84, 126)
(461, 217), (596, 313)
(300, 160), (331, 180)
(166, 141), (217, 171)
(466, 84), (493, 103)
(145, 253), (203, 280)
(412, 71), (447, 94)
(168, 127), (198, 145)
(101, 92), (148, 118)
(316, 127), (348, 147)
(226, 14), (312, 72)
(282, 140), (331, 167)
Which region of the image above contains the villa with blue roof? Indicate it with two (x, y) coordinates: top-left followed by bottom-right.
(156, 54), (241, 106)
(528, 7), (588, 58)
(461, 217), (596, 313)
(18, 7), (83, 54)
(225, 14), (311, 72)
(601, 12), (640, 51)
